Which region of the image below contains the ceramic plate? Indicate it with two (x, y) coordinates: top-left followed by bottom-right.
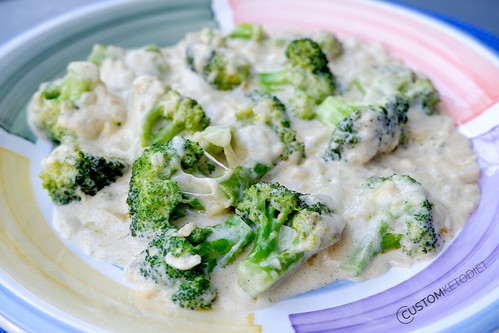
(0, 0), (498, 332)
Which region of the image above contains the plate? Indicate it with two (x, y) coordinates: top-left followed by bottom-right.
(0, 0), (498, 332)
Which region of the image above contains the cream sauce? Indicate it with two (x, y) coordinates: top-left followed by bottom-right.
(32, 27), (480, 310)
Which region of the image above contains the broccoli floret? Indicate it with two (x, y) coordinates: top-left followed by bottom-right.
(39, 144), (127, 205)
(235, 182), (345, 297)
(320, 95), (409, 164)
(343, 65), (439, 114)
(257, 38), (336, 119)
(316, 96), (364, 130)
(127, 137), (270, 236)
(193, 214), (257, 271)
(186, 43), (250, 90)
(139, 214), (255, 309)
(229, 23), (265, 41)
(171, 274), (215, 310)
(144, 44), (162, 53)
(89, 43), (168, 79)
(344, 175), (441, 276)
(88, 43), (162, 64)
(88, 44), (117, 66)
(345, 65), (413, 97)
(314, 31), (343, 60)
(404, 78), (440, 115)
(29, 62), (100, 144)
(127, 139), (204, 236)
(236, 91), (305, 160)
(140, 89), (210, 147)
(29, 83), (67, 144)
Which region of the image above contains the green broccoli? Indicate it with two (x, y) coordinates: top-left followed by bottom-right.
(29, 83), (67, 144)
(344, 175), (441, 276)
(29, 62), (100, 144)
(87, 44), (122, 66)
(229, 23), (265, 41)
(257, 38), (336, 119)
(88, 43), (168, 78)
(192, 126), (241, 168)
(127, 137), (270, 236)
(319, 95), (409, 164)
(343, 65), (439, 114)
(39, 143), (127, 205)
(138, 214), (255, 309)
(140, 89), (210, 147)
(344, 65), (413, 97)
(404, 78), (440, 115)
(236, 91), (305, 160)
(314, 31), (343, 60)
(235, 182), (345, 297)
(186, 43), (250, 90)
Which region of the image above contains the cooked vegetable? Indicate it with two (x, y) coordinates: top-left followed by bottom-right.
(139, 88), (210, 147)
(344, 174), (441, 276)
(186, 40), (250, 90)
(235, 182), (345, 297)
(319, 95), (409, 164)
(29, 62), (100, 144)
(139, 215), (255, 309)
(236, 91), (305, 160)
(127, 137), (269, 236)
(343, 65), (439, 115)
(257, 38), (336, 119)
(229, 23), (265, 41)
(40, 143), (127, 205)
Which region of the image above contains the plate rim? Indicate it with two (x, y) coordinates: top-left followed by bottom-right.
(0, 1), (498, 332)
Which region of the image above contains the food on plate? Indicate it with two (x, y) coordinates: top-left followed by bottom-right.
(39, 143), (128, 205)
(235, 182), (346, 298)
(318, 95), (409, 163)
(342, 174), (440, 277)
(127, 136), (269, 237)
(257, 38), (336, 119)
(28, 23), (480, 310)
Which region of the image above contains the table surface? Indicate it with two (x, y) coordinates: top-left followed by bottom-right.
(0, 0), (498, 47)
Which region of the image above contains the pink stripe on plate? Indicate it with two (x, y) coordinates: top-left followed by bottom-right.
(228, 0), (499, 125)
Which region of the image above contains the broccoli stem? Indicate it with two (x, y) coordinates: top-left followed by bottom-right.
(141, 106), (186, 146)
(345, 220), (404, 277)
(138, 214), (255, 310)
(344, 175), (440, 276)
(238, 200), (304, 296)
(218, 164), (270, 205)
(196, 214), (256, 271)
(381, 233), (403, 251)
(152, 122), (183, 145)
(257, 69), (291, 89)
(229, 23), (264, 41)
(344, 220), (391, 276)
(316, 96), (361, 130)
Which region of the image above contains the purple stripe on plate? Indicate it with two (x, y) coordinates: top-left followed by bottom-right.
(288, 126), (499, 332)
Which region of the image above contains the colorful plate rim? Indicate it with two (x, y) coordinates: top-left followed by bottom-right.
(0, 0), (498, 332)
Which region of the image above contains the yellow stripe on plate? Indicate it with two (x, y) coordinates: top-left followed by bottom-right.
(0, 148), (261, 333)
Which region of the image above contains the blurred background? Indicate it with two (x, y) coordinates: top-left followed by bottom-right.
(0, 0), (498, 47)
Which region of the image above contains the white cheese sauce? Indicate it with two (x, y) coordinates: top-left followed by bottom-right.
(40, 28), (480, 310)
